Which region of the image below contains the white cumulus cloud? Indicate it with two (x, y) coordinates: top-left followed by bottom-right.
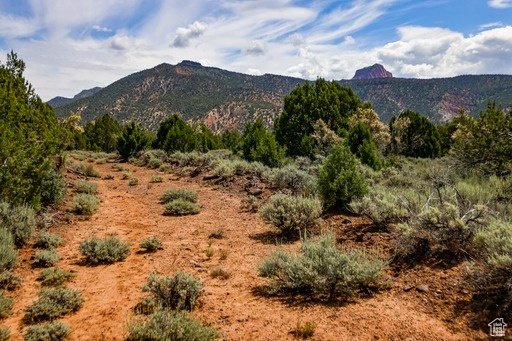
(488, 0), (512, 8)
(171, 21), (207, 48)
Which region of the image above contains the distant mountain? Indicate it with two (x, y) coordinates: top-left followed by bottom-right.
(48, 87), (102, 107)
(53, 61), (512, 130)
(352, 64), (393, 80)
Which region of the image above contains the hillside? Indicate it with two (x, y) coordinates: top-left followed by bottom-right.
(52, 61), (512, 130)
(48, 87), (102, 107)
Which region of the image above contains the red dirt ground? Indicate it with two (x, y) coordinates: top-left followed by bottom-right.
(3, 160), (491, 340)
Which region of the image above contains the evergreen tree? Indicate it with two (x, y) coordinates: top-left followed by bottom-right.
(117, 121), (151, 160)
(220, 129), (242, 154)
(242, 118), (284, 167)
(389, 110), (441, 158)
(84, 114), (121, 152)
(194, 123), (221, 152)
(0, 51), (65, 208)
(452, 101), (512, 175)
(275, 78), (365, 157)
(347, 122), (381, 170)
(154, 114), (196, 153)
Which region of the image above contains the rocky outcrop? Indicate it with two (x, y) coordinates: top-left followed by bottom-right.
(352, 64), (393, 80)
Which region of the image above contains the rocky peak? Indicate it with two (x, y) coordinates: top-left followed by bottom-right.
(177, 60), (202, 67)
(352, 64), (393, 80)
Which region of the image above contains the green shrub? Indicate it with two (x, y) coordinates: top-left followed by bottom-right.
(159, 164), (171, 173)
(317, 143), (368, 208)
(142, 272), (203, 311)
(163, 200), (200, 216)
(160, 189), (198, 204)
(34, 230), (61, 249)
(350, 187), (409, 227)
(139, 236), (163, 252)
(129, 178), (139, 186)
(259, 194), (322, 234)
(259, 235), (387, 300)
(96, 158), (107, 164)
(150, 175), (163, 183)
(34, 249), (60, 268)
(0, 201), (36, 247)
(117, 121), (151, 160)
(212, 161), (235, 179)
(84, 164), (100, 178)
(135, 150), (167, 168)
(70, 194), (100, 215)
(121, 171), (131, 180)
(126, 309), (217, 341)
(40, 170), (67, 207)
(37, 268), (75, 287)
(74, 180), (97, 194)
(0, 292), (13, 318)
(241, 118), (284, 167)
(0, 271), (22, 290)
(24, 287), (83, 323)
(210, 268), (230, 280)
(103, 173), (115, 180)
(270, 165), (315, 194)
(79, 235), (130, 265)
(24, 321), (70, 341)
(0, 328), (9, 341)
(291, 321), (316, 339)
(208, 228), (225, 239)
(241, 195), (260, 212)
(0, 228), (18, 271)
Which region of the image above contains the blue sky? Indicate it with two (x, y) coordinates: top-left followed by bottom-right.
(0, 0), (511, 100)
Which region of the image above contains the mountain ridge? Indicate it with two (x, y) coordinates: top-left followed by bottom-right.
(52, 62), (512, 130)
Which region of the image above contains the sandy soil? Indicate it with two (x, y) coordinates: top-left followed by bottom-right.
(3, 160), (490, 340)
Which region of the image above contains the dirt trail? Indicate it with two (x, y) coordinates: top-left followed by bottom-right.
(4, 162), (486, 340)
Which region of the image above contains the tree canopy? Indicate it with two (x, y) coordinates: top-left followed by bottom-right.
(274, 78), (365, 157)
(0, 52), (66, 208)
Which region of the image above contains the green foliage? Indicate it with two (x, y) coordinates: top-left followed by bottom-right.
(317, 143), (368, 208)
(117, 121), (151, 160)
(134, 150), (167, 169)
(24, 321), (70, 341)
(160, 188), (198, 204)
(34, 230), (61, 249)
(291, 321), (316, 339)
(40, 170), (67, 207)
(24, 287), (83, 323)
(163, 200), (200, 216)
(0, 271), (22, 290)
(389, 110), (441, 158)
(0, 201), (36, 247)
(74, 180), (97, 194)
(270, 164), (315, 194)
(0, 292), (13, 318)
(350, 186), (409, 227)
(154, 114), (196, 153)
(0, 328), (9, 341)
(83, 164), (100, 177)
(83, 113), (122, 152)
(129, 178), (139, 186)
(140, 236), (163, 252)
(194, 123), (222, 152)
(242, 118), (284, 167)
(259, 235), (387, 300)
(220, 129), (242, 154)
(0, 227), (18, 271)
(34, 249), (60, 268)
(452, 102), (512, 175)
(79, 235), (130, 265)
(241, 195), (260, 212)
(70, 194), (100, 215)
(126, 309), (217, 341)
(259, 194), (322, 234)
(0, 52), (66, 208)
(150, 175), (163, 183)
(348, 122), (381, 170)
(275, 79), (364, 157)
(142, 272), (203, 311)
(37, 268), (75, 287)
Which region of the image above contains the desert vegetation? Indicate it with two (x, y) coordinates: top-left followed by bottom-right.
(1, 53), (511, 339)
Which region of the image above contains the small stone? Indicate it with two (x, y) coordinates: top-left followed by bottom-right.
(403, 285), (414, 292)
(189, 260), (202, 268)
(416, 284), (429, 293)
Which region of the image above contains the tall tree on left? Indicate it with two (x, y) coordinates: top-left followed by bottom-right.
(0, 51), (66, 209)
